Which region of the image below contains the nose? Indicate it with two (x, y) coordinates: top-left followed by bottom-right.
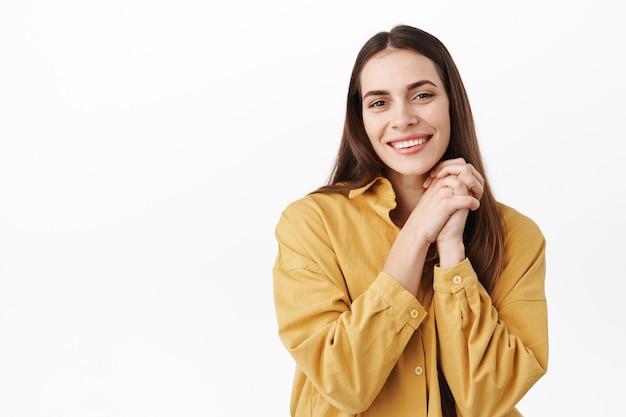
(392, 102), (418, 129)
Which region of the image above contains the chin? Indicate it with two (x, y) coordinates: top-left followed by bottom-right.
(400, 163), (436, 176)
(388, 167), (431, 180)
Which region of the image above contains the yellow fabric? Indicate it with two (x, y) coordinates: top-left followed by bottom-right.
(273, 177), (548, 417)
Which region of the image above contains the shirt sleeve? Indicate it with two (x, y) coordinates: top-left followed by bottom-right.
(433, 214), (548, 417)
(272, 204), (426, 413)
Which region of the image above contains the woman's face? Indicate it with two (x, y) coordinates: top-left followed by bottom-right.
(360, 48), (450, 182)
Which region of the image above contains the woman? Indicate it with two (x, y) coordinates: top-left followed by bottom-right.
(272, 25), (548, 417)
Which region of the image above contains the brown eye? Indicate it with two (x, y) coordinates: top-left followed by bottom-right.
(413, 93), (433, 101)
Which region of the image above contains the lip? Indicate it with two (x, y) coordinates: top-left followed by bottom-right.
(386, 134), (432, 154)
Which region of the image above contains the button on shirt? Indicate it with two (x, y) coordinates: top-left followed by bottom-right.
(273, 177), (548, 417)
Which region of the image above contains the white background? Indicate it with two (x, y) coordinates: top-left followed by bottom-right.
(1, 0), (624, 415)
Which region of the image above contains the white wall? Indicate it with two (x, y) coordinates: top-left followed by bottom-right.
(1, 0), (624, 415)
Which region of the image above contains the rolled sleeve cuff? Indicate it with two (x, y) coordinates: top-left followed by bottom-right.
(433, 258), (478, 294)
(370, 272), (427, 329)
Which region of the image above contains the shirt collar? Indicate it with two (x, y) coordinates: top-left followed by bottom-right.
(348, 176), (396, 200)
(346, 176), (397, 226)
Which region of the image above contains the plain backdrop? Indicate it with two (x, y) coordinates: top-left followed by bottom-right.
(1, 0), (625, 415)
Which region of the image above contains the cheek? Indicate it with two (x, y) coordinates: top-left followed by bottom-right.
(430, 106), (451, 139)
(362, 116), (377, 142)
(438, 116), (451, 139)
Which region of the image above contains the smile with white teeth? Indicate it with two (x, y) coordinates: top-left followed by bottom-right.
(391, 137), (429, 149)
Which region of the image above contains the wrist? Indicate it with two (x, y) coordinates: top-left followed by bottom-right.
(436, 240), (465, 268)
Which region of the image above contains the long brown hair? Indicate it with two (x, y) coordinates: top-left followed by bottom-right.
(315, 25), (507, 415)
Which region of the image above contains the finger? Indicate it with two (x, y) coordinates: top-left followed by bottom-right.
(431, 175), (470, 199)
(424, 158), (467, 188)
(461, 165), (484, 189)
(458, 174), (484, 200)
(459, 194), (481, 211)
(432, 176), (481, 211)
(434, 162), (484, 186)
(445, 187), (481, 211)
(430, 162), (485, 199)
(427, 158), (465, 180)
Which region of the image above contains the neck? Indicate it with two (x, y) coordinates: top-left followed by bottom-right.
(387, 172), (427, 228)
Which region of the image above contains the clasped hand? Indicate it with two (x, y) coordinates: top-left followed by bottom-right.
(418, 158), (484, 267)
(383, 158), (484, 292)
(420, 157), (484, 243)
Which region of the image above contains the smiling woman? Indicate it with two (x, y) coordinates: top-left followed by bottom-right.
(360, 49), (452, 223)
(272, 25), (548, 417)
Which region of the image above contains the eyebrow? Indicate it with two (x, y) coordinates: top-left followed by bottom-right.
(362, 80), (439, 100)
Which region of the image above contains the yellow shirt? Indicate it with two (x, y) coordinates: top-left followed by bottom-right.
(273, 177), (548, 417)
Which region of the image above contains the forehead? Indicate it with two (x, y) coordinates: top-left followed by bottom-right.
(360, 49), (443, 89)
